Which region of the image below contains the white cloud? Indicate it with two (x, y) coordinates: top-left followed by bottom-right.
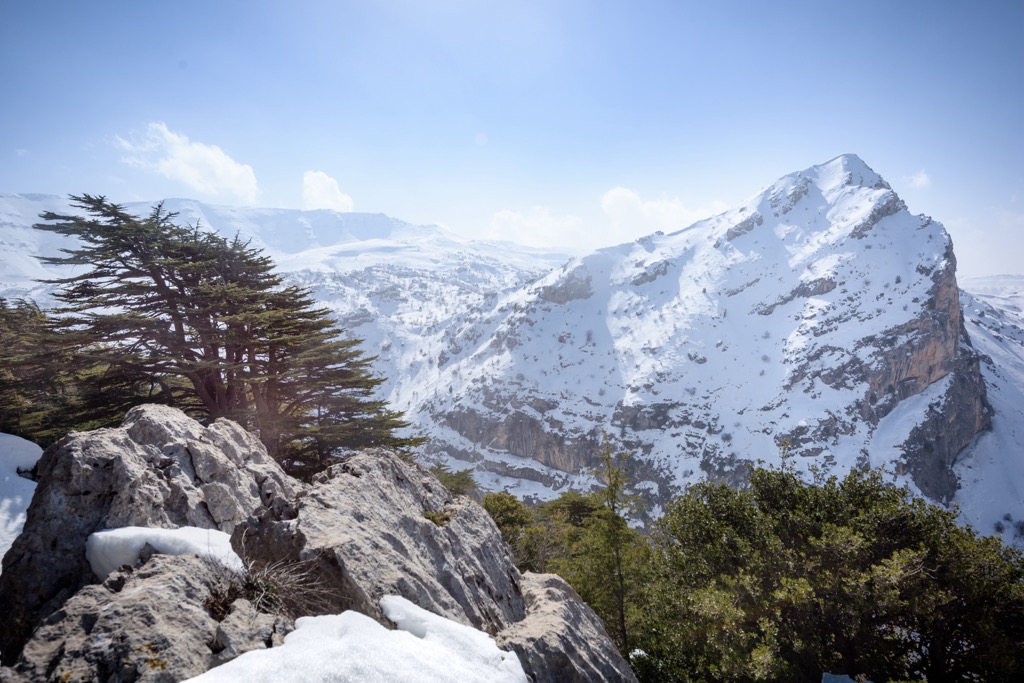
(302, 171), (354, 212)
(482, 191), (727, 252)
(905, 170), (931, 189)
(600, 187), (728, 239)
(486, 207), (584, 247)
(115, 122), (260, 205)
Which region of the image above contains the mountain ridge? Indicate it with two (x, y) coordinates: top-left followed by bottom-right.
(2, 155), (1023, 543)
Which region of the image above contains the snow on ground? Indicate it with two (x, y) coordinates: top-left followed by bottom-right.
(954, 279), (1024, 544)
(0, 433), (42, 575)
(185, 595), (526, 683)
(85, 526), (244, 580)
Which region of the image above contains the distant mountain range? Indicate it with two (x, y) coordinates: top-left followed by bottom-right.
(3, 155), (1023, 542)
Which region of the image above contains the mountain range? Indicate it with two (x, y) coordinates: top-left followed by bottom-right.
(2, 154), (1022, 542)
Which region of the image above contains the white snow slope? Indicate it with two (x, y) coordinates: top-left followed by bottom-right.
(955, 276), (1024, 545)
(2, 155), (1023, 540)
(0, 433), (42, 575)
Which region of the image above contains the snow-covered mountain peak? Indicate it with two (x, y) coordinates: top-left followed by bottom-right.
(382, 156), (990, 524)
(2, 156), (1023, 542)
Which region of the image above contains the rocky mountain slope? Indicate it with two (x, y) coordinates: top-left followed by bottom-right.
(406, 155), (990, 512)
(0, 406), (631, 681)
(2, 155), (1021, 539)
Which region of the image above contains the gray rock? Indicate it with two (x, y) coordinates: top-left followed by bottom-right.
(236, 449), (635, 681)
(235, 449), (526, 633)
(0, 666), (26, 683)
(2, 410), (634, 681)
(10, 553), (288, 682)
(497, 573), (638, 683)
(0, 405), (300, 665)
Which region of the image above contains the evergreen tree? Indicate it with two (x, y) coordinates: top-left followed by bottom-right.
(482, 491), (532, 548)
(482, 438), (650, 655)
(429, 463), (479, 497)
(32, 194), (421, 476)
(549, 438), (650, 654)
(633, 466), (1024, 683)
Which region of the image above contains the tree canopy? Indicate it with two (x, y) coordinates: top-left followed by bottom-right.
(631, 466), (1024, 683)
(483, 440), (650, 654)
(484, 456), (1024, 682)
(29, 194), (421, 477)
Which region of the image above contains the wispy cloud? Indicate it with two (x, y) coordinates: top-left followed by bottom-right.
(487, 207), (584, 247)
(302, 171), (354, 212)
(601, 187), (727, 238)
(115, 122), (260, 205)
(905, 170), (931, 189)
(485, 191), (727, 251)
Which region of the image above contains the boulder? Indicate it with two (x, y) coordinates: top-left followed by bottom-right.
(235, 449), (636, 681)
(9, 553), (287, 682)
(234, 449), (526, 633)
(0, 405), (300, 664)
(497, 573), (639, 683)
(1, 407), (635, 681)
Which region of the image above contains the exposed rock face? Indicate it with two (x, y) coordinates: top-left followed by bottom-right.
(444, 404), (598, 476)
(0, 405), (300, 665)
(901, 339), (991, 502)
(497, 573), (639, 683)
(8, 554), (287, 682)
(235, 449), (527, 633)
(857, 245), (970, 421)
(1, 406), (633, 681)
(236, 449), (635, 680)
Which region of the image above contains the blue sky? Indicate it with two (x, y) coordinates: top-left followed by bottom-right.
(2, 1), (1021, 278)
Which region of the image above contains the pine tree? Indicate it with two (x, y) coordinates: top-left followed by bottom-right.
(33, 194), (422, 475)
(551, 437), (650, 654)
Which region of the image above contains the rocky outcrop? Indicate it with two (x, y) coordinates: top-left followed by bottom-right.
(7, 554), (287, 682)
(859, 245), (968, 421)
(234, 449), (527, 633)
(444, 405), (597, 475)
(1, 406), (633, 681)
(901, 340), (991, 502)
(0, 405), (301, 665)
(234, 450), (635, 682)
(497, 573), (639, 683)
(537, 263), (593, 304)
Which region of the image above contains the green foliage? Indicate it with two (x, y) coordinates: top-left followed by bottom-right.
(632, 466), (1024, 683)
(482, 437), (650, 655)
(20, 194), (422, 474)
(0, 298), (69, 441)
(429, 463), (478, 497)
(0, 297), (160, 444)
(548, 438), (651, 654)
(423, 509), (451, 527)
(482, 492), (532, 547)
